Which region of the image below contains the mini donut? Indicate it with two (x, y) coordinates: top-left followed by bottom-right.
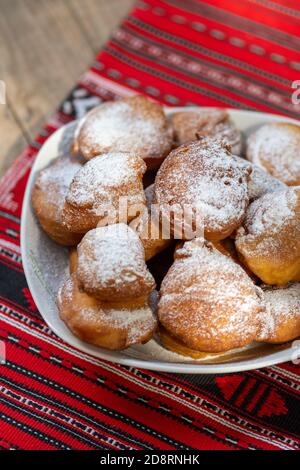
(73, 95), (173, 169)
(130, 184), (171, 260)
(158, 239), (265, 353)
(32, 155), (83, 245)
(62, 152), (147, 234)
(76, 224), (155, 301)
(258, 283), (300, 344)
(57, 274), (157, 350)
(154, 137), (251, 241)
(246, 122), (300, 186)
(235, 187), (300, 285)
(171, 108), (242, 155)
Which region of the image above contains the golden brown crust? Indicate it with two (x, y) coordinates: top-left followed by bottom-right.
(62, 152), (147, 234)
(31, 156), (83, 246)
(158, 239), (265, 352)
(171, 109), (242, 155)
(154, 138), (251, 241)
(235, 188), (300, 285)
(246, 122), (300, 186)
(73, 95), (173, 169)
(57, 274), (157, 350)
(159, 326), (227, 359)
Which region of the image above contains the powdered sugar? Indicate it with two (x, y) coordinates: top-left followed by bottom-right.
(75, 96), (173, 161)
(77, 224), (155, 299)
(66, 152), (146, 209)
(259, 283), (300, 341)
(247, 163), (286, 201)
(154, 138), (251, 235)
(36, 155), (82, 209)
(158, 240), (264, 350)
(59, 275), (157, 344)
(171, 109), (242, 155)
(246, 123), (300, 185)
(242, 188), (297, 237)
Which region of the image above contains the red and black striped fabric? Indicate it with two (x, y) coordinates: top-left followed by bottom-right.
(0, 0), (299, 450)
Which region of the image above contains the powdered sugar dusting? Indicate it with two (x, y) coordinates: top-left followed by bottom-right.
(246, 123), (300, 185)
(66, 152), (146, 209)
(172, 109), (242, 155)
(36, 156), (82, 209)
(242, 188), (297, 237)
(77, 224), (155, 297)
(158, 240), (264, 350)
(154, 138), (251, 234)
(60, 275), (156, 344)
(76, 96), (173, 160)
(259, 283), (300, 341)
(247, 163), (286, 201)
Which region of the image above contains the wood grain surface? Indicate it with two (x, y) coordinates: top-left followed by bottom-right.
(0, 0), (135, 177)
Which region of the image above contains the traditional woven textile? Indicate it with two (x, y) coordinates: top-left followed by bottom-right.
(0, 0), (299, 450)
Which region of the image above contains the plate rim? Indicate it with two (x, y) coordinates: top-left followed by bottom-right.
(20, 106), (300, 374)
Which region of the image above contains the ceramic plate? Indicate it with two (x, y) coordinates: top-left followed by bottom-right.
(21, 107), (300, 373)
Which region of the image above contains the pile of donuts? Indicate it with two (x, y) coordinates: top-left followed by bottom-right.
(31, 95), (300, 358)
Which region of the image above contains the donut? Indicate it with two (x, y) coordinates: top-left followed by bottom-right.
(32, 155), (83, 245)
(246, 122), (300, 186)
(235, 187), (300, 285)
(76, 224), (155, 301)
(171, 108), (242, 155)
(62, 152), (147, 234)
(258, 283), (300, 344)
(57, 274), (157, 350)
(154, 137), (251, 241)
(130, 184), (171, 260)
(73, 95), (173, 169)
(158, 239), (265, 353)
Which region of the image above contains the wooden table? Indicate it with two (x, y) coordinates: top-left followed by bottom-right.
(0, 0), (135, 177)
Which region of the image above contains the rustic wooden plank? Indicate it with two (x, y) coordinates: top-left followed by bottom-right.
(68, 0), (135, 53)
(0, 0), (134, 178)
(0, 103), (28, 177)
(0, 0), (95, 141)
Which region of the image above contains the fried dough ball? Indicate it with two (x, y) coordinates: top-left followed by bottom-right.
(171, 108), (242, 155)
(32, 155), (83, 245)
(158, 239), (265, 353)
(235, 187), (300, 285)
(73, 95), (173, 169)
(258, 283), (300, 344)
(246, 122), (300, 186)
(62, 152), (147, 234)
(76, 224), (155, 301)
(57, 274), (157, 350)
(154, 137), (251, 240)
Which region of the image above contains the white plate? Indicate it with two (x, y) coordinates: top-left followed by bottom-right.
(21, 107), (300, 374)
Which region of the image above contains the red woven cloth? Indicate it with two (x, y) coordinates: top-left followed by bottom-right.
(0, 0), (299, 450)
